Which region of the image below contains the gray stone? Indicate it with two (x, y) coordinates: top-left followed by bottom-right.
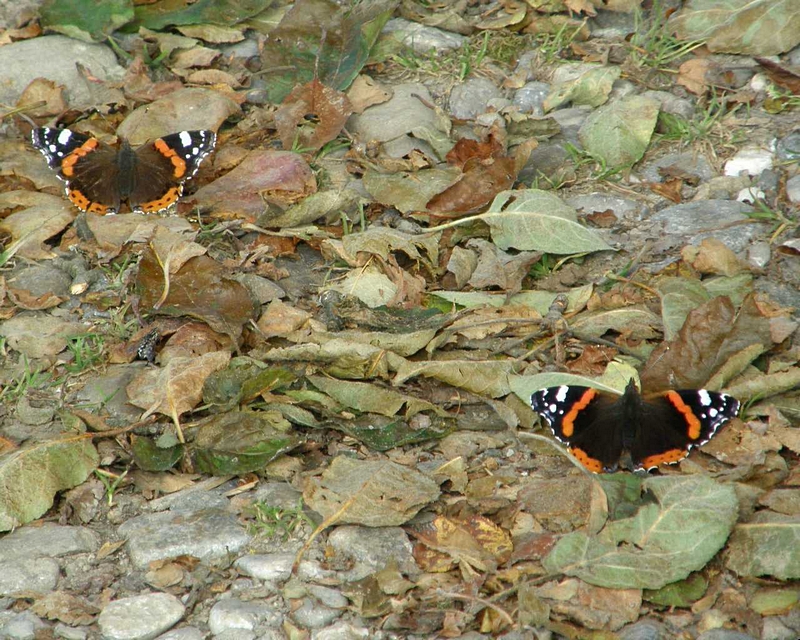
(0, 611), (48, 640)
(619, 620), (664, 640)
(548, 106), (592, 144)
(212, 632), (255, 640)
(307, 585), (349, 609)
(648, 201), (757, 253)
(382, 18), (467, 53)
(641, 152), (715, 183)
(118, 508), (251, 569)
(776, 130), (800, 161)
(0, 524), (99, 563)
(512, 82), (549, 116)
(567, 194), (647, 221)
(590, 8), (636, 38)
(0, 558), (60, 595)
(348, 83), (437, 143)
(156, 490), (230, 514)
(6, 265), (71, 298)
(154, 628), (205, 640)
(234, 274), (285, 305)
(785, 175), (800, 204)
(54, 623), (89, 640)
(290, 598), (342, 629)
(724, 146), (774, 177)
(0, 36), (125, 105)
(75, 365), (144, 423)
(234, 553), (294, 583)
(761, 616), (798, 640)
(448, 77), (503, 121)
(251, 483), (304, 510)
(311, 622), (370, 640)
(696, 631), (757, 640)
(207, 598), (282, 635)
(641, 90), (695, 120)
(97, 593), (184, 640)
(746, 242), (771, 269)
(326, 526), (417, 582)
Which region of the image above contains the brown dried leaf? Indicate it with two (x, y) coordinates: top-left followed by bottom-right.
(677, 58), (712, 95)
(136, 246), (258, 341)
(640, 294), (773, 392)
(682, 238), (747, 276)
(275, 79), (353, 152)
(126, 351), (231, 419)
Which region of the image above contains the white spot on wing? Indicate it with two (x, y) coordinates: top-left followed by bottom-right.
(179, 131), (192, 147)
(699, 390), (712, 406)
(57, 129), (72, 145)
(555, 386), (568, 402)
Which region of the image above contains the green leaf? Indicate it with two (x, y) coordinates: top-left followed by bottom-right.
(669, 0), (800, 56)
(0, 436), (99, 531)
(327, 414), (456, 451)
(394, 359), (514, 398)
(133, 0), (273, 30)
(203, 361), (298, 407)
(40, 0), (134, 42)
(644, 573), (708, 607)
(431, 284), (594, 316)
(259, 0), (398, 103)
(480, 190), (613, 255)
(578, 96), (660, 169)
(543, 66), (621, 112)
(131, 436), (182, 472)
(364, 167), (461, 214)
(192, 410), (300, 475)
(542, 475), (738, 589)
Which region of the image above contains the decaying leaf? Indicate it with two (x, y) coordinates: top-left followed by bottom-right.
(304, 456), (440, 526)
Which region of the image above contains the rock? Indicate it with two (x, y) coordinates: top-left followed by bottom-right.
(0, 558), (60, 595)
(290, 597), (342, 629)
(207, 598), (282, 634)
(0, 36), (124, 105)
(234, 553), (294, 583)
(0, 524), (99, 563)
(448, 77), (503, 120)
(382, 18), (467, 53)
(785, 175), (800, 204)
(97, 593), (185, 640)
(118, 507), (250, 569)
(640, 152), (715, 183)
(567, 194), (646, 221)
(154, 628), (205, 640)
(724, 146), (774, 177)
(311, 622), (370, 640)
(54, 622), (89, 639)
(512, 82), (550, 115)
(647, 200), (757, 253)
(325, 526), (417, 582)
(0, 611), (48, 640)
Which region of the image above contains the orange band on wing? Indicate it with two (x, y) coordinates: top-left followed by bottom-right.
(641, 448), (687, 469)
(60, 138), (99, 177)
(561, 388), (597, 438)
(664, 391), (702, 439)
(154, 139), (188, 178)
(570, 447), (604, 473)
(137, 187), (182, 213)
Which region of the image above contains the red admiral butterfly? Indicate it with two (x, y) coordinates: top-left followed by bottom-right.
(531, 379), (740, 473)
(30, 127), (216, 215)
